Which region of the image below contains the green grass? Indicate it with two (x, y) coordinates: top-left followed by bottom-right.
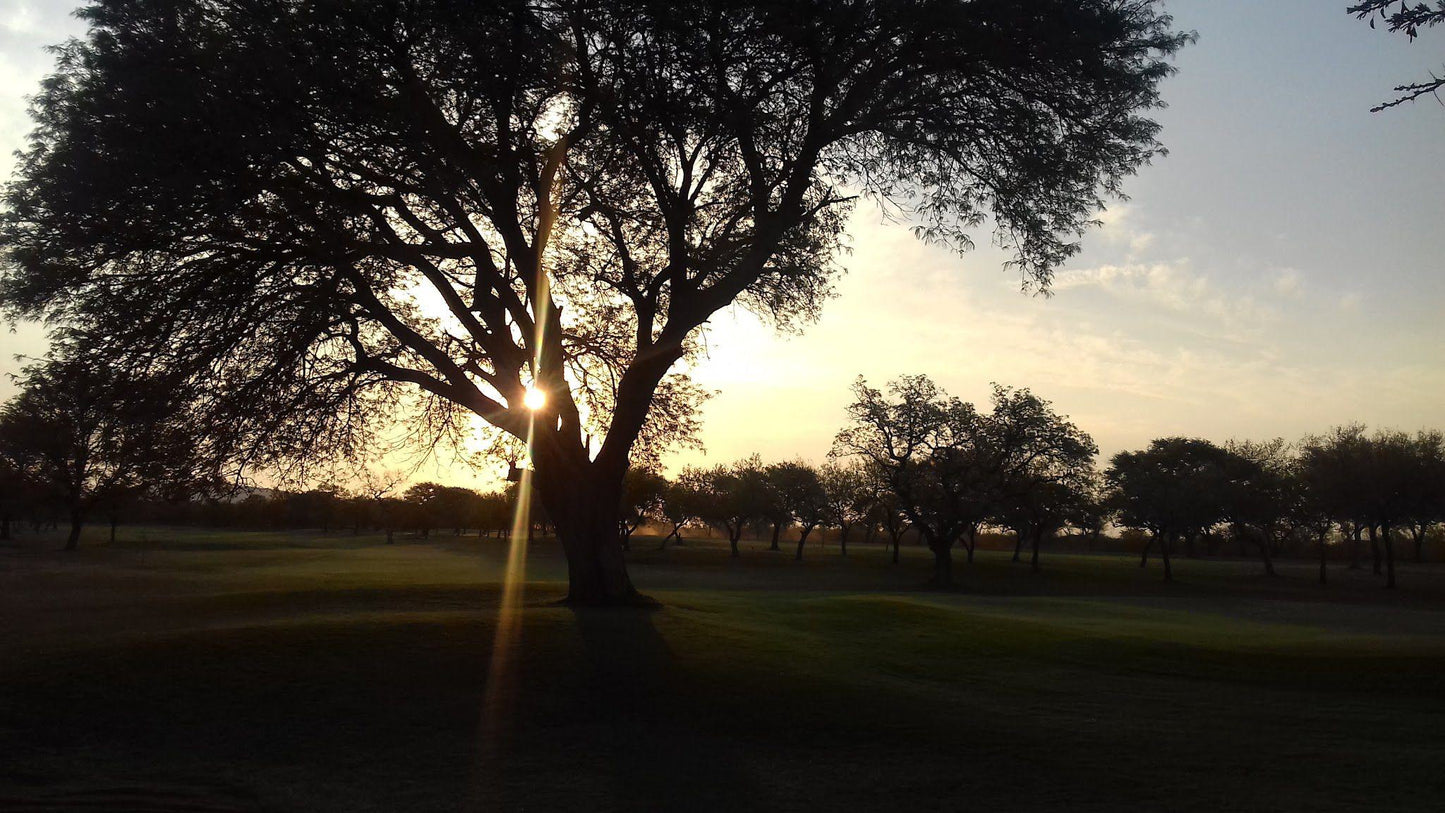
(1, 527), (1443, 811)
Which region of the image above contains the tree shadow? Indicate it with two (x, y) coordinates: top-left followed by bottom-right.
(570, 605), (758, 811)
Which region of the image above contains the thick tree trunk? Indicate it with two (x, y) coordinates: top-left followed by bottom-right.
(728, 526), (741, 558)
(1349, 523), (1362, 570)
(769, 522), (782, 552)
(890, 532), (900, 564)
(1369, 526), (1382, 575)
(838, 525), (848, 556)
(964, 527), (977, 565)
(1030, 526), (1042, 572)
(794, 527), (812, 561)
(928, 538), (953, 587)
(532, 458), (646, 606)
(1012, 530), (1023, 562)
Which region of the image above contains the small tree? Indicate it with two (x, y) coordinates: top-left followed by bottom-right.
(985, 386), (1097, 573)
(697, 457), (770, 558)
(1106, 438), (1234, 582)
(658, 469), (708, 548)
(819, 461), (869, 556)
(1220, 439), (1304, 578)
(768, 462), (829, 561)
(619, 468), (668, 550)
(835, 375), (995, 586)
(0, 353), (212, 549)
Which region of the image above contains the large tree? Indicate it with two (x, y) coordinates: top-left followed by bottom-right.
(1, 0), (1190, 603)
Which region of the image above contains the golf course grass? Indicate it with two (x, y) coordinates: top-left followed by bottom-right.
(2, 526), (1442, 811)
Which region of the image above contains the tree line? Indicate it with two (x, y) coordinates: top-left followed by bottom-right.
(3, 367), (1443, 593)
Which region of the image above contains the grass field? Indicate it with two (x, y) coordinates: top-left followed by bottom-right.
(2, 526), (1443, 812)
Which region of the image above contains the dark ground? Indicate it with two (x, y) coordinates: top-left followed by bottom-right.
(1, 526), (1443, 812)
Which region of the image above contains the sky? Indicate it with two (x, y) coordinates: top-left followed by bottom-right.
(1, 0), (1442, 488)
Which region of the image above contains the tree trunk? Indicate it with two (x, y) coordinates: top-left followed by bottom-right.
(839, 524), (848, 556)
(1382, 522), (1396, 589)
(1140, 533), (1155, 567)
(794, 526), (814, 561)
(1012, 531), (1023, 562)
(964, 526), (977, 565)
(1411, 525), (1426, 563)
(1317, 530), (1328, 586)
(769, 522), (782, 552)
(534, 459), (645, 606)
(1160, 532), (1174, 582)
(109, 516), (118, 546)
(890, 532), (900, 564)
(1030, 526), (1042, 572)
(1369, 526), (1382, 575)
(728, 526), (741, 558)
(928, 538), (953, 587)
(1259, 534), (1277, 577)
(65, 507), (84, 551)
(1349, 523), (1362, 570)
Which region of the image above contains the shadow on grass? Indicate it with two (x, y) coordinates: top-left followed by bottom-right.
(473, 604), (756, 811)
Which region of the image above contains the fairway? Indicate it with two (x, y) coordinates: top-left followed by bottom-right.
(2, 529), (1444, 812)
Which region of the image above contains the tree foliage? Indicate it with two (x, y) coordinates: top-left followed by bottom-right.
(1350, 0), (1445, 110)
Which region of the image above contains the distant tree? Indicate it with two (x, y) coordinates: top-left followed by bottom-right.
(865, 479), (912, 566)
(0, 436), (37, 541)
(658, 469), (707, 547)
(697, 458), (770, 558)
(985, 386), (1097, 572)
(619, 468), (668, 550)
(759, 465), (794, 553)
(1066, 474), (1112, 551)
(835, 375), (994, 587)
(1358, 430), (1420, 588)
(1106, 438), (1235, 581)
(1299, 425), (1374, 575)
(402, 482), (467, 538)
(767, 462), (829, 561)
(1350, 0), (1445, 110)
(1, 0), (1191, 603)
(1401, 430), (1445, 562)
(1220, 439), (1304, 578)
(818, 461), (870, 556)
(0, 354), (212, 549)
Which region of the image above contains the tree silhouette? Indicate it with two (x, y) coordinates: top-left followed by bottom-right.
(1106, 438), (1234, 582)
(1350, 0), (1445, 110)
(1, 0), (1190, 602)
(0, 354), (212, 549)
(985, 386), (1097, 572)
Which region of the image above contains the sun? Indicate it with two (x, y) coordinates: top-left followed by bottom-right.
(523, 386), (546, 411)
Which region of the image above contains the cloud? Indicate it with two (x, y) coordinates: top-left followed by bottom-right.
(1272, 267), (1302, 297)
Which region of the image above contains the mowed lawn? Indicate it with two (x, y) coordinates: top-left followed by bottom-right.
(2, 527), (1443, 812)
